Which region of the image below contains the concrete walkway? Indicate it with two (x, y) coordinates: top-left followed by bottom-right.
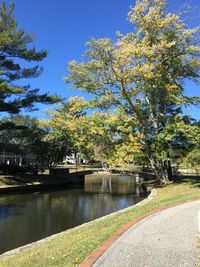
(93, 200), (200, 267)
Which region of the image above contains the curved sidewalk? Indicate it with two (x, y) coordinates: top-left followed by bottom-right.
(93, 200), (200, 267)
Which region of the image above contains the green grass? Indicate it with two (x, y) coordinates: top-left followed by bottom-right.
(0, 178), (199, 267)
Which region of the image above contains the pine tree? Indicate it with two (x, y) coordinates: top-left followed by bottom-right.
(0, 1), (59, 115)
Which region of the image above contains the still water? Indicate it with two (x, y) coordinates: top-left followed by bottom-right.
(0, 174), (145, 254)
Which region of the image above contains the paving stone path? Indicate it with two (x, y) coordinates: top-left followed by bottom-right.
(93, 200), (200, 267)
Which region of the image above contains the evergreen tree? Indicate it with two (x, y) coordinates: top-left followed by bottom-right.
(0, 1), (59, 116)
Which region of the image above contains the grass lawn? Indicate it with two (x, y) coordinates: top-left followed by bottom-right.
(0, 174), (61, 188)
(0, 178), (199, 267)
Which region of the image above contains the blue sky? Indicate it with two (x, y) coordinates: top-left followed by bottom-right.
(6, 0), (200, 119)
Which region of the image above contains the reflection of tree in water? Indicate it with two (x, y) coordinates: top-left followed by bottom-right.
(0, 181), (144, 254)
(0, 204), (23, 220)
(85, 174), (136, 194)
(101, 176), (112, 193)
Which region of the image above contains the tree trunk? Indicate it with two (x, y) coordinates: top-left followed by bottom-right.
(144, 139), (170, 185)
(74, 152), (78, 171)
(149, 158), (169, 185)
(166, 160), (173, 181)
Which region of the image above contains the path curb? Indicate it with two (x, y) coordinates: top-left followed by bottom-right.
(80, 198), (200, 267)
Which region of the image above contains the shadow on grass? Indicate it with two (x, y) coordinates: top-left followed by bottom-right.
(0, 174), (58, 187)
(174, 175), (200, 188)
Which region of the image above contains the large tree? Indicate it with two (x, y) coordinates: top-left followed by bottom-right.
(45, 97), (143, 168)
(37, 120), (73, 170)
(0, 115), (40, 153)
(0, 1), (59, 117)
(0, 115), (72, 170)
(65, 0), (200, 184)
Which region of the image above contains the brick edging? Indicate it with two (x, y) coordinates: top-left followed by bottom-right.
(79, 198), (200, 267)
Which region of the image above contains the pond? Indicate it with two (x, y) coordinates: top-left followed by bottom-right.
(0, 174), (145, 254)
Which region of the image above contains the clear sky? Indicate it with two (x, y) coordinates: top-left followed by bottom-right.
(6, 0), (200, 119)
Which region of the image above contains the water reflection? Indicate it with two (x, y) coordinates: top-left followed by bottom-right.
(0, 174), (144, 254)
(85, 174), (136, 194)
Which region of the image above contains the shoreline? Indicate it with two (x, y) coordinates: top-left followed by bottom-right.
(0, 189), (155, 260)
(0, 171), (142, 194)
(0, 179), (199, 267)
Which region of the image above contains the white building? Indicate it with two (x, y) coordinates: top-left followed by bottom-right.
(63, 153), (86, 165)
(0, 143), (37, 166)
